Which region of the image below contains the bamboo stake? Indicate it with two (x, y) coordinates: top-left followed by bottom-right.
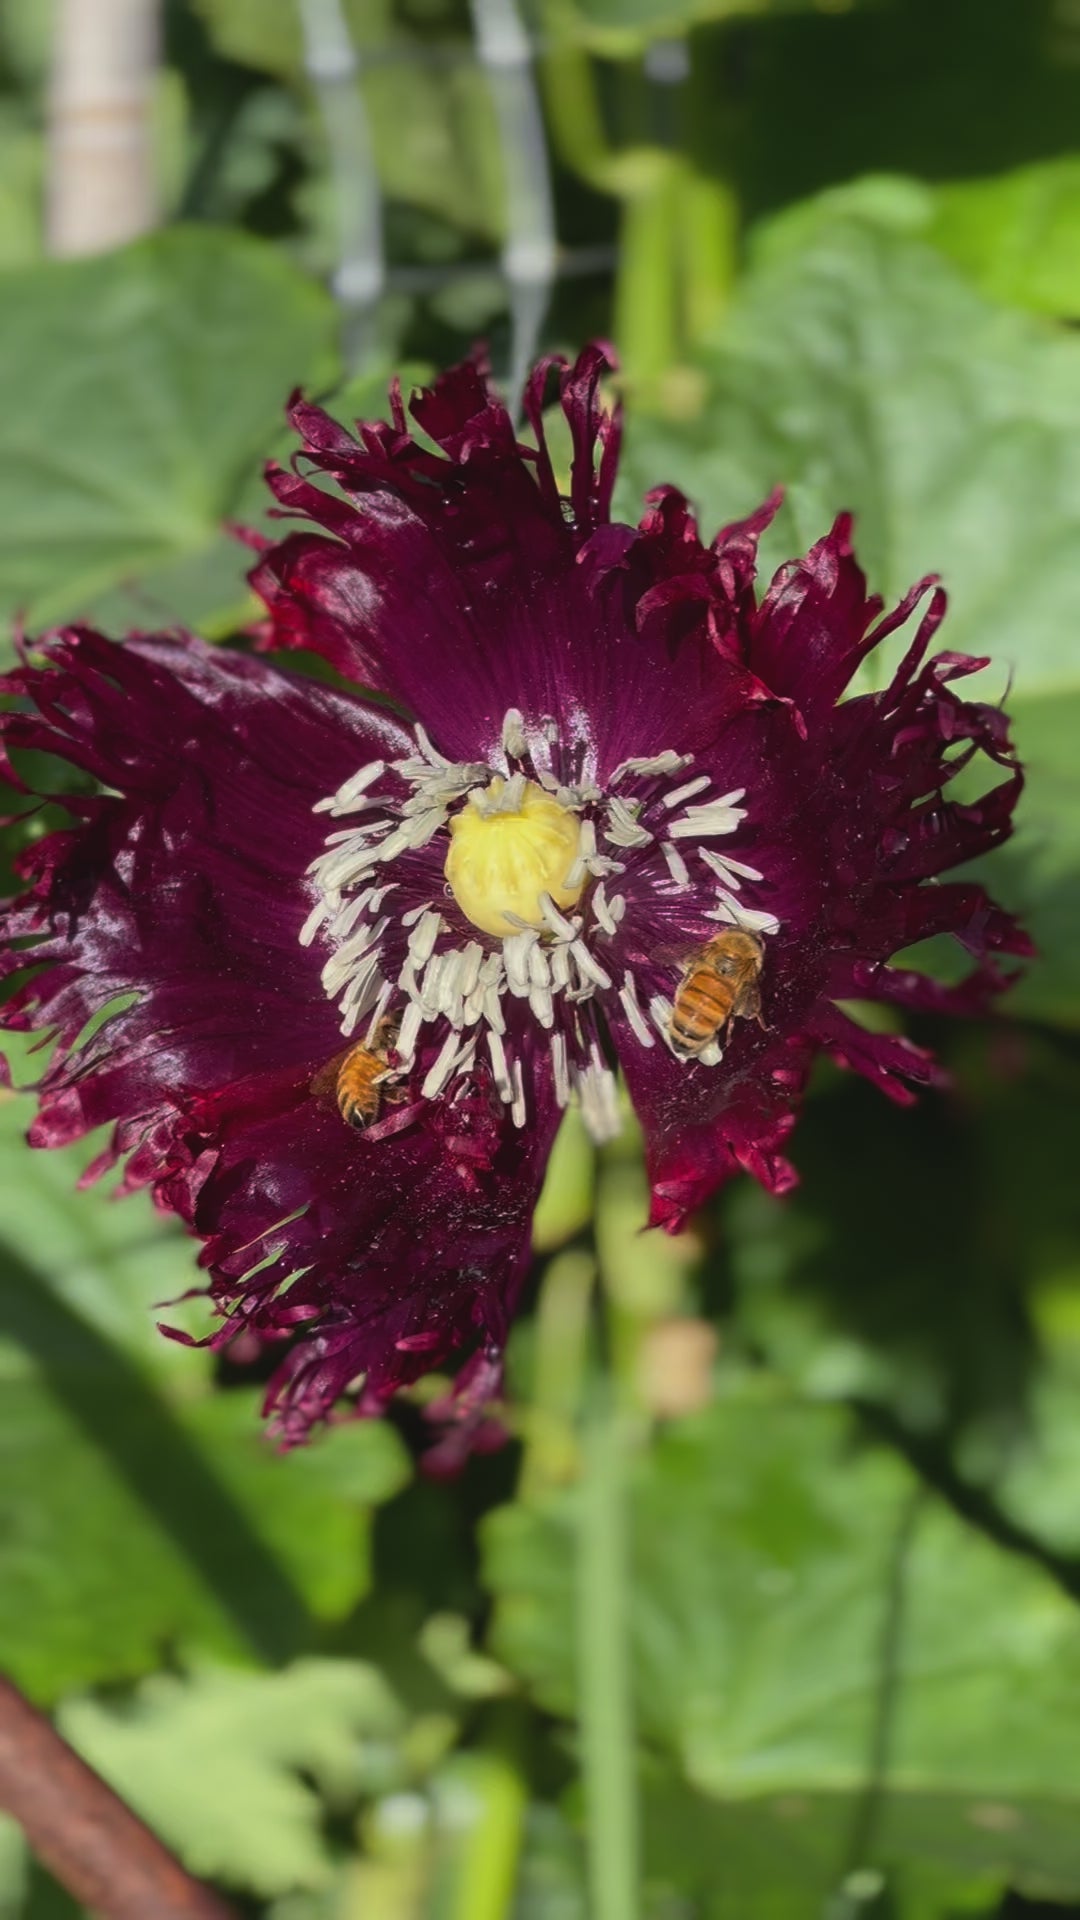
(47, 0), (161, 257)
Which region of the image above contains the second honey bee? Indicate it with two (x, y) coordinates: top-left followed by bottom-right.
(669, 929), (765, 1058)
(311, 1021), (399, 1131)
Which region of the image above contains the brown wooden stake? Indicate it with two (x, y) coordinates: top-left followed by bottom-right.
(0, 1674), (235, 1920)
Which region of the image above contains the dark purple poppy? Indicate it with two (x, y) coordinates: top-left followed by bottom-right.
(0, 346), (1029, 1446)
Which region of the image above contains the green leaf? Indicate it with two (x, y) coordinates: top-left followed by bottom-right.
(0, 226), (340, 641)
(0, 1090), (409, 1700)
(58, 1659), (407, 1897)
(972, 689), (1080, 1028)
(546, 0), (838, 60)
(190, 0), (305, 77)
(723, 1028), (1080, 1446)
(0, 109), (42, 271)
(929, 159), (1080, 319)
(620, 214), (1080, 699)
(619, 208), (1080, 1025)
(484, 1382), (1080, 1912)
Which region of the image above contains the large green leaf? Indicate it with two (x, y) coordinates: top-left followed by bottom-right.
(0, 1089), (409, 1701)
(484, 1382), (1080, 1913)
(0, 227), (339, 641)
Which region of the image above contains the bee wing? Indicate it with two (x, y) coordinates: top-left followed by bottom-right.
(309, 1048), (350, 1098)
(651, 937), (704, 971)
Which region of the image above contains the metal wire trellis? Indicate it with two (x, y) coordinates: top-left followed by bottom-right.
(298, 0), (560, 401)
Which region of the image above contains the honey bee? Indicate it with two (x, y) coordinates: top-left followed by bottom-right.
(310, 1021), (399, 1131)
(669, 929), (765, 1058)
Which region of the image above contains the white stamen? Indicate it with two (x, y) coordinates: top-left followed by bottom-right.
(662, 774), (711, 809)
(619, 973), (655, 1048)
(403, 807), (446, 849)
(540, 892), (577, 941)
(698, 1039), (724, 1067)
(550, 1031), (571, 1106)
(499, 772), (528, 813)
(662, 842), (691, 890)
(313, 759), (386, 812)
(396, 999), (424, 1067)
(501, 707), (527, 758)
(299, 900), (328, 947)
(699, 847), (765, 886)
(422, 1027), (465, 1099)
(566, 817), (597, 888)
(366, 883), (398, 914)
(340, 958), (383, 1034)
(419, 953), (448, 1016)
(604, 796), (653, 848)
(591, 882), (617, 936)
(574, 1057), (621, 1142)
(483, 982), (507, 1034)
(407, 910), (442, 967)
(529, 984), (556, 1028)
(610, 749), (693, 783)
(363, 979), (394, 1044)
(570, 939), (612, 990)
(332, 890), (377, 939)
(705, 890), (781, 936)
(669, 790), (747, 840)
(487, 1028), (513, 1101)
(459, 941), (484, 999)
(528, 943), (551, 988)
(504, 929), (539, 995)
(436, 951), (467, 1024)
(549, 943), (572, 992)
(321, 918), (388, 995)
(510, 1057), (527, 1128)
(414, 723), (451, 768)
(649, 994), (681, 1055)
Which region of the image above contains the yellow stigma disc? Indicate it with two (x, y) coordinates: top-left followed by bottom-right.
(445, 778), (585, 938)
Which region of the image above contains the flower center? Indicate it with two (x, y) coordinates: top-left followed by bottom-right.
(445, 776), (585, 939)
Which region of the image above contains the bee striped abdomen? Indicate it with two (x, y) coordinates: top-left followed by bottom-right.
(335, 1043), (389, 1129)
(670, 975), (728, 1054)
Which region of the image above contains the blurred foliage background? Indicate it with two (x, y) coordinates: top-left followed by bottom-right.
(3, 0), (1080, 1914)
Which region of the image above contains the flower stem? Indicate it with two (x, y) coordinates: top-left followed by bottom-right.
(613, 155), (682, 392)
(577, 1394), (640, 1920)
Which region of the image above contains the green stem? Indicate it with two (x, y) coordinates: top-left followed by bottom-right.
(680, 169), (737, 342)
(518, 1247), (596, 1501)
(577, 1398), (640, 1920)
(537, 26), (614, 190)
(437, 1716), (529, 1920)
(613, 155), (682, 391)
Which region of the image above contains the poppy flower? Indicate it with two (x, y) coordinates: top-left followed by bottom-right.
(0, 346), (1029, 1446)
